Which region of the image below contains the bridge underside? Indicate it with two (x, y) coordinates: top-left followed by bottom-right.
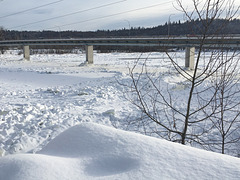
(22, 45), (195, 70)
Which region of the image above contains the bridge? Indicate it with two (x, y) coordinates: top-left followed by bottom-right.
(1, 37), (240, 70)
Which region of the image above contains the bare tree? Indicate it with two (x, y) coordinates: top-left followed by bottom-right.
(122, 0), (240, 156)
(202, 50), (240, 155)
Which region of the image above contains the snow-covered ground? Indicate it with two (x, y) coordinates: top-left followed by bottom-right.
(1, 123), (240, 180)
(0, 50), (174, 156)
(0, 50), (239, 179)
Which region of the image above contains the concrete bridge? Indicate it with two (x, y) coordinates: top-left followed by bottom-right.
(1, 37), (240, 70)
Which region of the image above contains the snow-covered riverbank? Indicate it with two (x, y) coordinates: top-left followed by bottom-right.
(0, 50), (239, 179)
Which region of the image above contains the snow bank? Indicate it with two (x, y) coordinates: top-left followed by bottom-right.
(0, 123), (239, 180)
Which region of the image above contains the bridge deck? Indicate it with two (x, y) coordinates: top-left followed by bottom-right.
(1, 37), (240, 70)
(0, 37), (240, 48)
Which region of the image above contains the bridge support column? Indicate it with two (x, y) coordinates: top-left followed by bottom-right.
(23, 45), (30, 60)
(86, 45), (93, 64)
(185, 47), (195, 70)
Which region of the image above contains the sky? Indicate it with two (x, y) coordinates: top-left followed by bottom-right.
(0, 0), (239, 31)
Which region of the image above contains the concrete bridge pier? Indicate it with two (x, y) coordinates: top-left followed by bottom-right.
(86, 45), (93, 64)
(23, 45), (30, 60)
(185, 47), (195, 70)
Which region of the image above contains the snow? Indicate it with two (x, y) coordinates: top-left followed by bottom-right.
(1, 123), (240, 180)
(0, 50), (240, 179)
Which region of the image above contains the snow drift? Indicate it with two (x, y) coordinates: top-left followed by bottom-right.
(0, 123), (239, 180)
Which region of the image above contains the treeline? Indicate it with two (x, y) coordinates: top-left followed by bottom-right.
(1, 19), (240, 53)
(1, 18), (240, 40)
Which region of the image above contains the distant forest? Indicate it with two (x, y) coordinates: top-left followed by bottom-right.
(1, 19), (240, 52)
(1, 18), (240, 40)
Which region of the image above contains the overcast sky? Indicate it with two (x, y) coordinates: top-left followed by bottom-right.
(0, 0), (239, 31)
